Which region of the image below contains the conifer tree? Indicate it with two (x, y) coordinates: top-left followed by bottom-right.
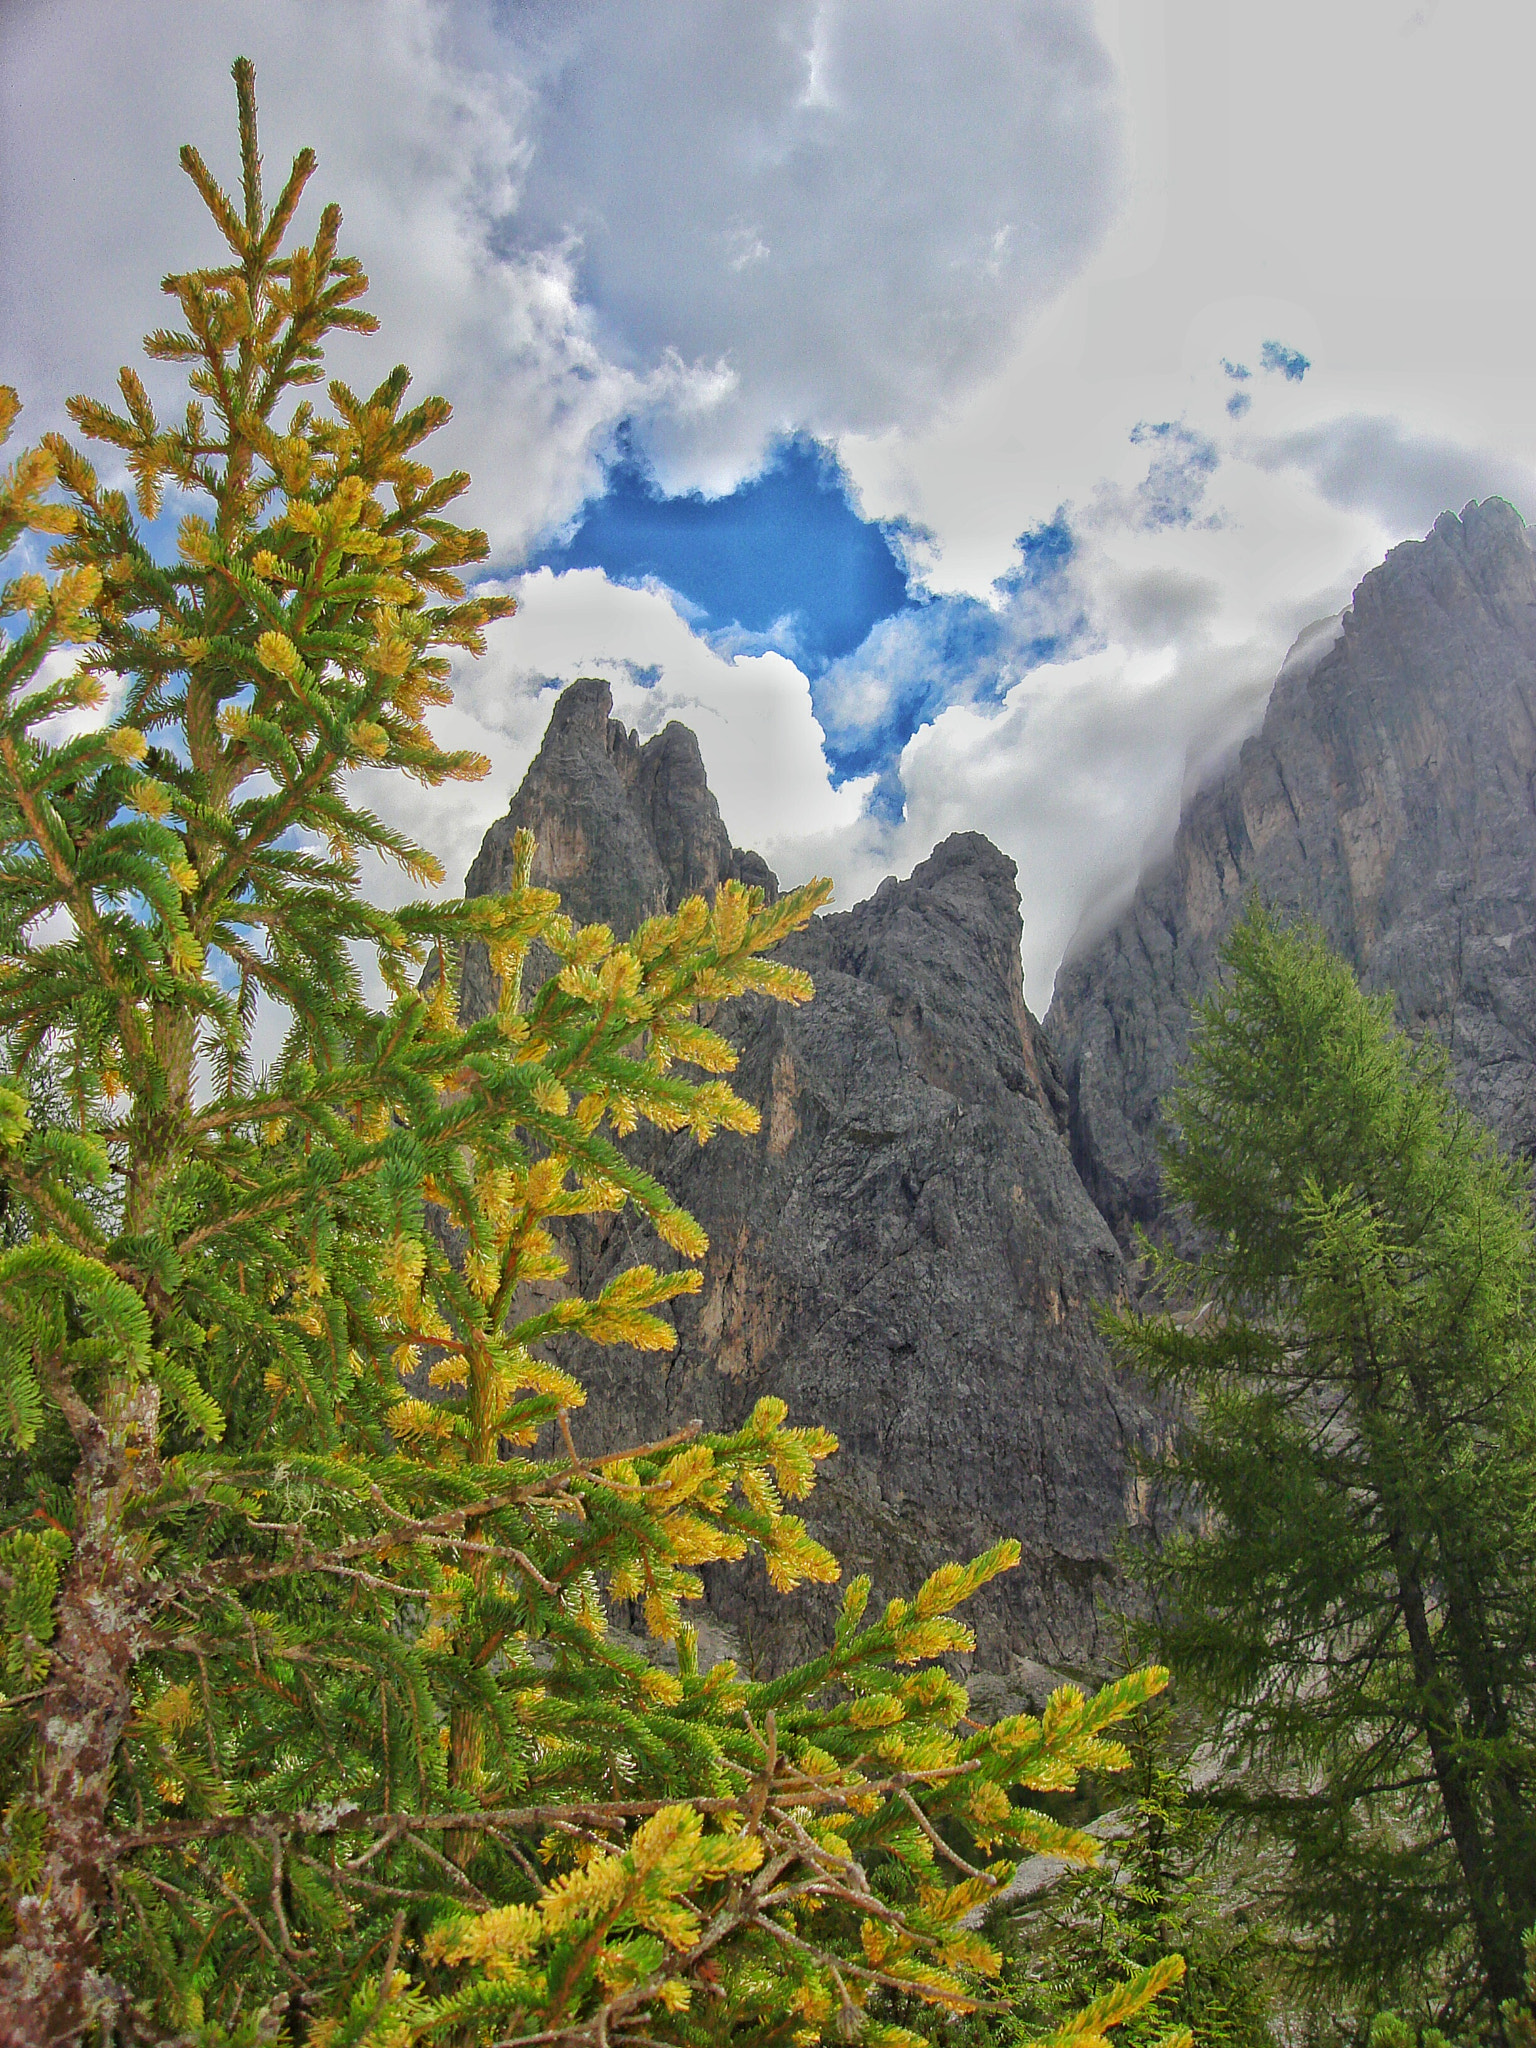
(1108, 905), (1536, 2028)
(0, 60), (1189, 2048)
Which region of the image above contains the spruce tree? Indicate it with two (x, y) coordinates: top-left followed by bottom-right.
(1109, 905), (1536, 2027)
(0, 60), (1190, 2048)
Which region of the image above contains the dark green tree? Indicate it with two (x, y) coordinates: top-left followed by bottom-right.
(1010, 1696), (1272, 2048)
(1108, 905), (1536, 2026)
(944, 1694), (1273, 2048)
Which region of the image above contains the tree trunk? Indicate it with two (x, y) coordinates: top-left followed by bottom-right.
(1436, 1543), (1536, 1944)
(0, 1376), (160, 2048)
(1387, 1522), (1524, 2009)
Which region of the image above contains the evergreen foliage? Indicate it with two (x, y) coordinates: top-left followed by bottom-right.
(1367, 1919), (1536, 2048)
(0, 62), (1186, 2047)
(936, 1694), (1272, 2048)
(1107, 905), (1536, 2029)
(993, 1697), (1272, 2048)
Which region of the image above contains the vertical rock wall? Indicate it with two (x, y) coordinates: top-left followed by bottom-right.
(1046, 499), (1536, 1242)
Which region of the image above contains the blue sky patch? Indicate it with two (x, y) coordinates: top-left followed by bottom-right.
(1126, 421), (1221, 530)
(994, 509), (1076, 600)
(535, 430), (915, 672)
(531, 442), (1090, 823)
(1261, 339), (1311, 382)
(816, 509), (1088, 817)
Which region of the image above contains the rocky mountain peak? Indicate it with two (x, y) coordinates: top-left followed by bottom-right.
(1045, 497), (1536, 1241)
(459, 677), (774, 1018)
(468, 674), (773, 924)
(815, 831), (1068, 1128)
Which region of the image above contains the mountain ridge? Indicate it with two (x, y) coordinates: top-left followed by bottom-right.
(454, 678), (1161, 1672)
(1046, 496), (1536, 1241)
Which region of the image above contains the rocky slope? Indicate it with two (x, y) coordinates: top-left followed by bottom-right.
(1046, 498), (1536, 1242)
(458, 679), (1161, 1672)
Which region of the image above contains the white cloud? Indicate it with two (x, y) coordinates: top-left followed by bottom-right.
(2, 0), (1128, 543)
(835, 0), (1536, 622)
(1224, 3), (1536, 309)
(0, 0), (717, 556)
(16, 0), (1536, 1032)
(893, 634), (1284, 1006)
(798, 414), (1393, 1005)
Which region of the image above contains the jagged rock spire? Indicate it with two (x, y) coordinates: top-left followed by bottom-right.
(457, 677), (1159, 1671)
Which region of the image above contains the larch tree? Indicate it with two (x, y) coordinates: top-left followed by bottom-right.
(1109, 904), (1536, 2029)
(0, 59), (1188, 2048)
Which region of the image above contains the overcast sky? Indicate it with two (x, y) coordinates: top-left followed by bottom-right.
(5, 0), (1534, 1005)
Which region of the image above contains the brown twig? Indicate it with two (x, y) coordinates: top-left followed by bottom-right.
(108, 1763), (983, 1857)
(896, 1785), (997, 1883)
(364, 1911), (406, 2036)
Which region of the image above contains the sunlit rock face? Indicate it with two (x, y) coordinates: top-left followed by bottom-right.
(457, 678), (1161, 1672)
(1047, 498), (1536, 1245)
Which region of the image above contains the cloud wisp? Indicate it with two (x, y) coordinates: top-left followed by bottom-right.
(1251, 416), (1536, 541)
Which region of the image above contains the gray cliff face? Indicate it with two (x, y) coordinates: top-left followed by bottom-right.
(460, 681), (1159, 1672)
(1045, 498), (1536, 1242)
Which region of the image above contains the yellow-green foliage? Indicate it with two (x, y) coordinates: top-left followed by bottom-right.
(0, 61), (1189, 2048)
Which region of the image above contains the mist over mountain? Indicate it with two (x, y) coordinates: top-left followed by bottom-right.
(1047, 497), (1536, 1245)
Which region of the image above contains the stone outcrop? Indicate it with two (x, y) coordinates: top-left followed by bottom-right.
(458, 679), (1161, 1672)
(1046, 498), (1536, 1242)
(458, 675), (775, 1019)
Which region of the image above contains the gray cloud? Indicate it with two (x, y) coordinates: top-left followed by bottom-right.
(1109, 566), (1222, 645)
(470, 0), (1127, 478)
(0, 0), (1127, 542)
(1253, 414), (1536, 538)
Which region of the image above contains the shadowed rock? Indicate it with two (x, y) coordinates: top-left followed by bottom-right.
(457, 675), (774, 1017)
